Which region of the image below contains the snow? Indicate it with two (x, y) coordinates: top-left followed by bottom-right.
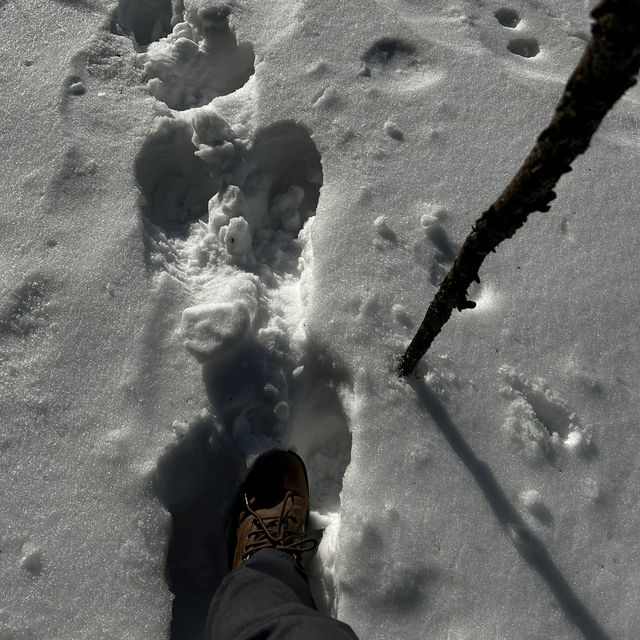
(1, 0), (639, 639)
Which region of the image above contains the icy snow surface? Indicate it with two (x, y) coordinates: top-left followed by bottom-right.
(1, 0), (639, 639)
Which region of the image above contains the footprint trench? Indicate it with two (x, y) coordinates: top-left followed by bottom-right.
(126, 4), (328, 445)
(138, 113), (326, 405)
(138, 110), (353, 630)
(119, 5), (353, 630)
(62, 2), (355, 632)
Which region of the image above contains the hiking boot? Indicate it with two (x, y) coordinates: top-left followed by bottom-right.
(230, 450), (317, 569)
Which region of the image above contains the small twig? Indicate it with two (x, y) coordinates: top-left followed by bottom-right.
(398, 0), (640, 377)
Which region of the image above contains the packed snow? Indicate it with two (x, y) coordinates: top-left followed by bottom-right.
(1, 0), (639, 639)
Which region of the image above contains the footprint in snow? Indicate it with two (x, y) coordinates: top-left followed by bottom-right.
(499, 365), (595, 464)
(359, 37), (418, 78)
(494, 7), (520, 29)
(135, 119), (218, 238)
(137, 109), (352, 618)
(110, 0), (173, 50)
(109, 0), (256, 110)
(507, 37), (540, 58)
(491, 7), (541, 59)
(412, 204), (464, 289)
(123, 0), (349, 492)
(139, 4), (255, 110)
(0, 277), (52, 340)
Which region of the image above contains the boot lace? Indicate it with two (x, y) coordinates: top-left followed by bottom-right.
(243, 490), (317, 561)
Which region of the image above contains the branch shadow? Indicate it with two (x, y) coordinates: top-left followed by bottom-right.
(410, 377), (610, 640)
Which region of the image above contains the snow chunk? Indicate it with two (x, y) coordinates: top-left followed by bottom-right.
(219, 216), (252, 256)
(373, 215), (398, 243)
(308, 511), (341, 611)
(270, 185), (305, 232)
(180, 301), (251, 363)
(307, 60), (329, 76)
(313, 86), (339, 109)
(384, 121), (404, 142)
(68, 81), (86, 96)
(192, 110), (237, 170)
(518, 489), (553, 524)
(419, 202), (449, 228)
(209, 184), (246, 234)
(20, 542), (43, 576)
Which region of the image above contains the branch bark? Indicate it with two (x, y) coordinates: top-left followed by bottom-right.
(398, 0), (640, 377)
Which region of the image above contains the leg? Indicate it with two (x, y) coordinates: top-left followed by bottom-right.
(205, 548), (359, 640)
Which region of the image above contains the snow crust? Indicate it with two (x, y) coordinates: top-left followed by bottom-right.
(1, 0), (639, 639)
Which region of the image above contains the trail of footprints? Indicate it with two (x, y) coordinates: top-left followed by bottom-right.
(59, 0), (356, 631)
(495, 6), (540, 59)
(111, 0), (347, 483)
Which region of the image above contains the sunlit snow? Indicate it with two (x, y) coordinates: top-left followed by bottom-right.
(1, 1), (639, 639)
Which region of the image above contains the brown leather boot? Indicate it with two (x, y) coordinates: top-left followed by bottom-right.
(230, 450), (317, 569)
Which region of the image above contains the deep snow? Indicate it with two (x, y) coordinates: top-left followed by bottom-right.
(1, 1), (639, 639)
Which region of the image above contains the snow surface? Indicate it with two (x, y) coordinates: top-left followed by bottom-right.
(1, 0), (639, 639)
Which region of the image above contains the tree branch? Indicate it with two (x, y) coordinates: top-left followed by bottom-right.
(398, 0), (640, 377)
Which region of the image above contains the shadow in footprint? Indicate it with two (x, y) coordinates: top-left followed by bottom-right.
(414, 222), (458, 287)
(360, 37), (416, 77)
(202, 340), (291, 447)
(236, 121), (323, 273)
(248, 122), (323, 223)
(495, 8), (520, 28)
(508, 37), (540, 58)
(287, 343), (352, 516)
(135, 118), (218, 241)
(153, 415), (246, 640)
(110, 0), (173, 50)
(143, 5), (255, 110)
(0, 276), (51, 339)
(363, 38), (415, 66)
(425, 223), (456, 263)
(411, 378), (610, 640)
(199, 336), (353, 513)
(201, 336), (353, 611)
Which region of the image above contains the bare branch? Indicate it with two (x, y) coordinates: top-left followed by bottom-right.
(398, 0), (640, 377)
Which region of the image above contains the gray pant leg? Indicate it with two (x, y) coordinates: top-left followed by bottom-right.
(205, 548), (359, 640)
